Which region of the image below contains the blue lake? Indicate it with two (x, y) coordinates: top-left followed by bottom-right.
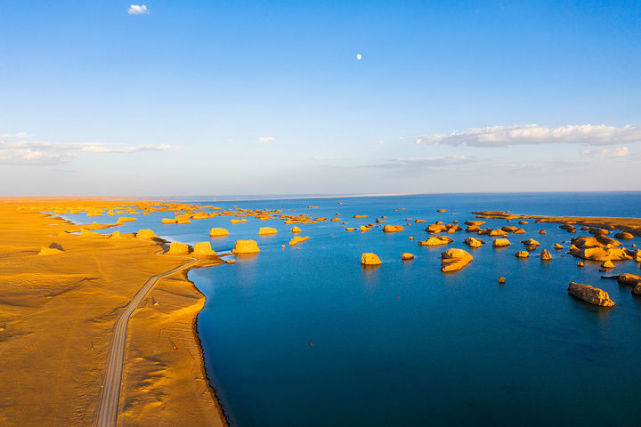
(66, 192), (641, 426)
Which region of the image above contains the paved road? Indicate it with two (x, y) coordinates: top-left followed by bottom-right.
(96, 258), (197, 427)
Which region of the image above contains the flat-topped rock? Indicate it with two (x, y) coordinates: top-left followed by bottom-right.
(493, 238), (511, 247)
(167, 242), (190, 255)
(232, 240), (260, 255)
(258, 227), (277, 236)
(209, 227), (229, 237)
(383, 224), (404, 233)
(193, 241), (216, 256)
(418, 236), (453, 247)
(136, 229), (157, 240)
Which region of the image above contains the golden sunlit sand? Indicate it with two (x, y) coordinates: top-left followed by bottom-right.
(0, 199), (225, 426)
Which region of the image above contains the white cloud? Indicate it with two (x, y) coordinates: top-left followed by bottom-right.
(582, 146), (630, 158)
(258, 137), (276, 143)
(416, 124), (641, 147)
(127, 5), (149, 15)
(0, 133), (176, 165)
(0, 132), (34, 139)
(0, 148), (76, 165)
(80, 144), (174, 153)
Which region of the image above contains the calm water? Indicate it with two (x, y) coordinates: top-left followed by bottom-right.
(66, 192), (641, 426)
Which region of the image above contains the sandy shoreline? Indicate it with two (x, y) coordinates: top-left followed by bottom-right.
(0, 199), (226, 426)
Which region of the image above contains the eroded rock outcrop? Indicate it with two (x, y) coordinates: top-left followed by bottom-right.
(440, 248), (473, 273)
(515, 251), (529, 259)
(540, 249), (551, 261)
(167, 242), (190, 255)
(568, 282), (615, 307)
(232, 240), (260, 255)
(521, 238), (540, 248)
(464, 237), (485, 248)
(383, 225), (404, 233)
(569, 235), (631, 261)
(418, 236), (453, 247)
(493, 238), (511, 247)
(615, 231), (634, 240)
(136, 229), (157, 240)
(361, 253), (382, 266)
(209, 228), (229, 238)
(191, 242), (216, 256)
(258, 227), (277, 236)
(289, 236), (309, 246)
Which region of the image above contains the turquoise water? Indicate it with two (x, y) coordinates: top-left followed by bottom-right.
(66, 193), (641, 426)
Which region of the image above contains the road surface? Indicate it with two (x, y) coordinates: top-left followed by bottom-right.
(96, 258), (197, 427)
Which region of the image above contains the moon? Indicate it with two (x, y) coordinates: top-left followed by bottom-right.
(356, 53), (362, 61)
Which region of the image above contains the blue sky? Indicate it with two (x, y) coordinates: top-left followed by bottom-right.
(1, 0), (640, 196)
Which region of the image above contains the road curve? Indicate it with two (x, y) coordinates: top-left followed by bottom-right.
(96, 257), (197, 427)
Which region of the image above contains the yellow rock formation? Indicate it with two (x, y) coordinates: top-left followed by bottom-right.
(401, 253), (414, 261)
(232, 240), (260, 255)
(554, 243), (563, 250)
(568, 282), (615, 307)
(515, 251), (529, 259)
(464, 237), (484, 248)
(258, 227), (277, 236)
(161, 218), (177, 224)
(498, 277), (506, 284)
(291, 226), (302, 233)
(136, 229), (157, 240)
(353, 215), (368, 219)
(361, 253), (382, 266)
(116, 217), (137, 225)
(192, 242), (216, 256)
(360, 226), (370, 232)
(440, 248), (473, 273)
(345, 227), (356, 231)
(289, 236), (309, 246)
(521, 238), (540, 247)
(209, 228), (229, 238)
(616, 273), (641, 286)
(418, 236), (453, 247)
(383, 225), (404, 233)
(569, 235), (631, 261)
(230, 219), (247, 224)
(493, 238), (511, 247)
(615, 231), (634, 240)
(600, 260), (615, 269)
(167, 242), (190, 255)
(540, 249), (551, 260)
